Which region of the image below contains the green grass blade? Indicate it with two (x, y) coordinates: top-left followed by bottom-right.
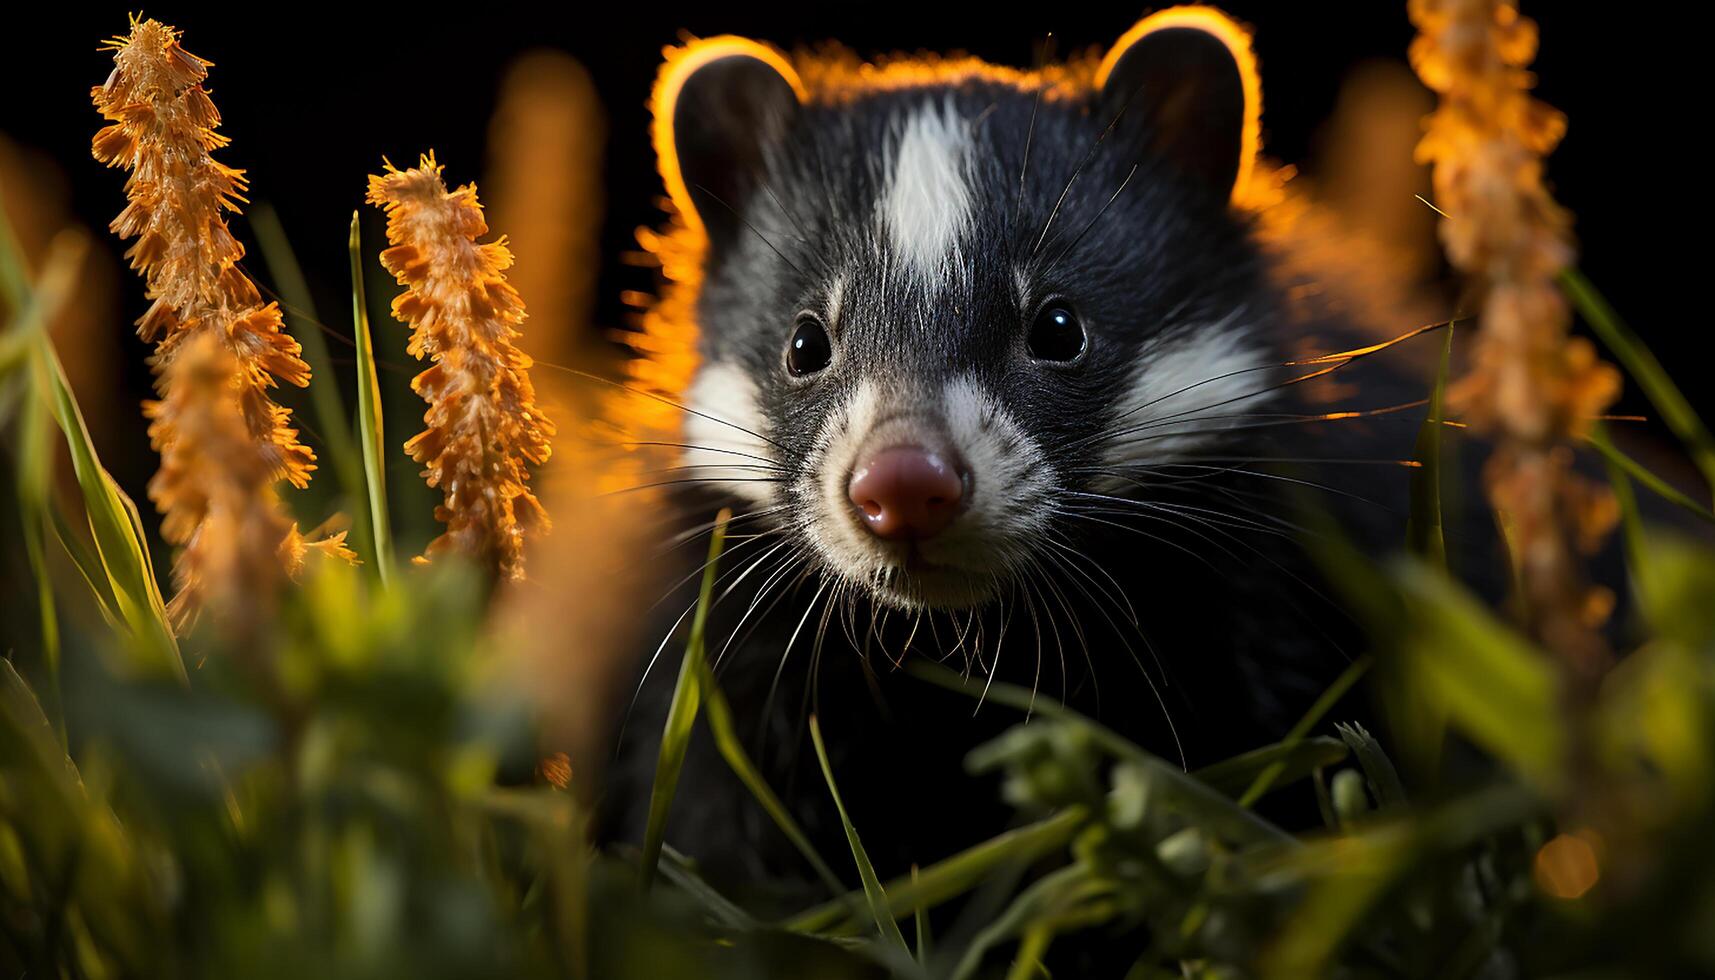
(1004, 922), (1053, 980)
(49, 500), (121, 629)
(7, 235), (85, 711)
(1593, 422), (1652, 605)
(349, 212), (393, 583)
(0, 173), (30, 310)
(1406, 323), (1453, 568)
(1333, 722), (1407, 810)
(809, 713), (910, 953)
(698, 657), (848, 898)
(911, 864), (929, 965)
(949, 864), (1104, 980)
(1392, 560), (1563, 792)
(7, 231), (181, 679)
(1197, 737), (1349, 800)
(37, 337), (183, 679)
(1581, 428), (1715, 525)
(640, 509), (730, 889)
(787, 806), (1087, 935)
(19, 351), (61, 741)
(1234, 656), (1370, 806)
(252, 205), (365, 511)
(1561, 267), (1715, 505)
(0, 324), (31, 378)
(657, 844), (763, 931)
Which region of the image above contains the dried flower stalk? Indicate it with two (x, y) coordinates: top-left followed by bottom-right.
(366, 153), (554, 580)
(1410, 0), (1621, 680)
(91, 16), (320, 623)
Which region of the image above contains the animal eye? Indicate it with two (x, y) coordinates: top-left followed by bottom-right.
(1027, 303), (1086, 362)
(787, 313), (833, 376)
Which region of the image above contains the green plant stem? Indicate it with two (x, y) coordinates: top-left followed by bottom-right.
(809, 714), (910, 953)
(1237, 657), (1371, 806)
(1561, 267), (1715, 505)
(698, 657), (848, 898)
(786, 806), (1088, 935)
(639, 510), (729, 889)
(251, 205), (367, 548)
(349, 212), (393, 583)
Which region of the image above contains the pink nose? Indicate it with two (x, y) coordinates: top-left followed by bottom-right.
(848, 446), (966, 540)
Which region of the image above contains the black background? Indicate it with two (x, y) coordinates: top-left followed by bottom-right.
(2, 2), (1696, 485)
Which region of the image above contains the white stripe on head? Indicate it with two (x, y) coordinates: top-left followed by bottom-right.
(682, 360), (777, 508)
(1100, 317), (1277, 479)
(880, 98), (974, 281)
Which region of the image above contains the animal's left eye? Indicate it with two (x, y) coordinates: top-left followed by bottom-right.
(1027, 303), (1086, 362)
(787, 312), (833, 376)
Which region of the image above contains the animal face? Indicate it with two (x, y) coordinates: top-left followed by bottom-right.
(653, 8), (1282, 610)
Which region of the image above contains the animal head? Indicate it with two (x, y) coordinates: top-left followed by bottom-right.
(647, 6), (1284, 611)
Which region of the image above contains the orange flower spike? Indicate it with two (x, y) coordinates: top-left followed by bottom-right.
(91, 16), (320, 625)
(366, 154), (555, 580)
(1410, 0), (1620, 679)
(146, 334), (354, 633)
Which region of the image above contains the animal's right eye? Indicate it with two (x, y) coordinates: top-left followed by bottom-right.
(787, 313), (833, 376)
(1027, 302), (1086, 362)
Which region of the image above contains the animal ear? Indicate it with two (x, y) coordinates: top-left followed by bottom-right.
(652, 36), (805, 246)
(1095, 7), (1260, 202)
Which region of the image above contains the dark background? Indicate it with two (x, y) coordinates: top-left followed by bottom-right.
(1, 2), (1696, 497)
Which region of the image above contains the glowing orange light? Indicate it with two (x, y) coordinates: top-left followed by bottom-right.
(650, 35), (806, 238)
(1095, 5), (1264, 205)
(1533, 830), (1602, 900)
(537, 752), (573, 790)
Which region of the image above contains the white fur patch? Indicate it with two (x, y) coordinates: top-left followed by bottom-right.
(681, 361), (777, 509)
(795, 378), (887, 581)
(1100, 319), (1277, 479)
(939, 376), (1056, 556)
(881, 99), (973, 281)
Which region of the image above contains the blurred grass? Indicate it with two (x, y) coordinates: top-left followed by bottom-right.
(1563, 267), (1715, 505)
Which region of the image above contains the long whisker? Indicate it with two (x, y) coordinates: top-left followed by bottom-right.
(1036, 544), (1186, 769)
(757, 576), (833, 764)
(610, 440), (789, 470)
(1031, 66), (1154, 258)
(1062, 318), (1457, 455)
(533, 360), (789, 452)
(1042, 163), (1138, 276)
(1098, 461), (1398, 513)
(602, 476), (787, 497)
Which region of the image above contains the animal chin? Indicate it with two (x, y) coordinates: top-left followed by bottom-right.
(817, 519), (1013, 611)
(863, 555), (1001, 611)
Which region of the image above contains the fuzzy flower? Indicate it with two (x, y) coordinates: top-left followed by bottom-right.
(91, 17), (318, 620)
(366, 153), (554, 580)
(1410, 0), (1620, 679)
(147, 334), (354, 633)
